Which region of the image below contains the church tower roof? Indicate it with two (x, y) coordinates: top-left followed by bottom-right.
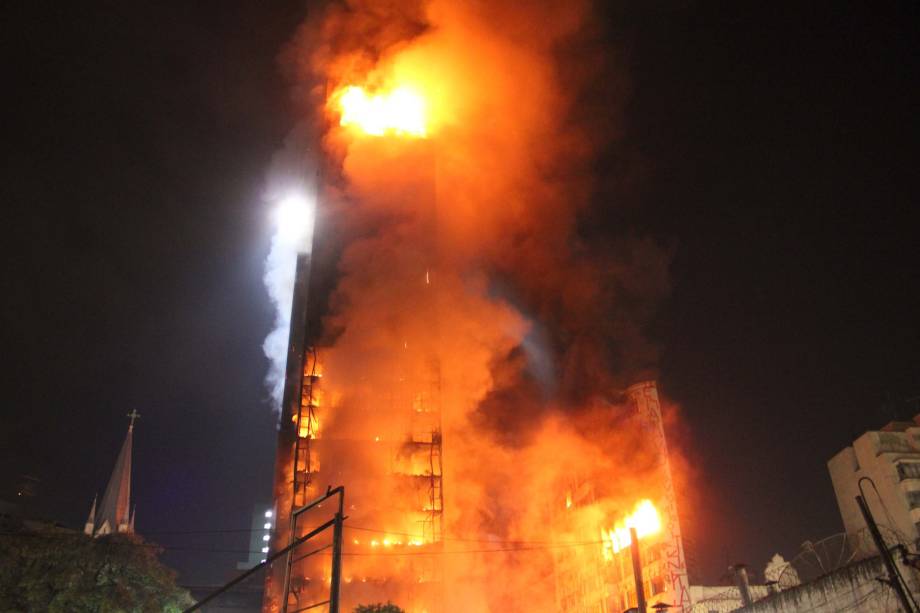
(85, 410), (139, 537)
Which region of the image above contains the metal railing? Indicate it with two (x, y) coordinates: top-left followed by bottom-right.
(182, 485), (345, 613)
(282, 486), (345, 613)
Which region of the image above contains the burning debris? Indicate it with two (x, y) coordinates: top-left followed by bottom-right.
(261, 1), (684, 612)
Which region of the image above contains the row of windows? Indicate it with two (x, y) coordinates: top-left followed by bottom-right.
(614, 577), (667, 611)
(898, 462), (920, 480)
(906, 489), (920, 509)
(879, 433), (915, 454)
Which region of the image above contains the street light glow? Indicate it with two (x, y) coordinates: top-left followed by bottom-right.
(273, 193), (315, 249)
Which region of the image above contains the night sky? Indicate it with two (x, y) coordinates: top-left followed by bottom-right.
(3, 0), (918, 589)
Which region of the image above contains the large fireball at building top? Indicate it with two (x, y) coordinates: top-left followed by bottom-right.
(263, 2), (684, 612)
(336, 85), (428, 137)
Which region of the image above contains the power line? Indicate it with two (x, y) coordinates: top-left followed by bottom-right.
(0, 532), (266, 556)
(143, 528), (256, 535)
(340, 542), (605, 557)
(140, 522), (605, 548)
(0, 529), (615, 557)
(344, 524), (593, 546)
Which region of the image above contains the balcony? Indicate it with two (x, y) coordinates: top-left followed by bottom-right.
(898, 461), (920, 481)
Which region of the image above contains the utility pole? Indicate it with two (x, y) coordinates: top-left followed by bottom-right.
(329, 487), (344, 613)
(630, 527), (647, 613)
(856, 494), (915, 613)
(731, 564), (754, 607)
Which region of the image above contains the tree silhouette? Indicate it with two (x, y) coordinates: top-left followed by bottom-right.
(0, 528), (192, 612)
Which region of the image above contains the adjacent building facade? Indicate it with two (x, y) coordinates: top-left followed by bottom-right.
(550, 381), (692, 613)
(828, 415), (920, 548)
(239, 504), (275, 571)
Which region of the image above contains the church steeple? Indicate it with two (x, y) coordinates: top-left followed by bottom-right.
(85, 411), (139, 537)
(83, 495), (97, 535)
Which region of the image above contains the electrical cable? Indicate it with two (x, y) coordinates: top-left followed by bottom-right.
(857, 476), (920, 613)
(859, 476), (903, 543)
(340, 541), (609, 556)
(124, 522), (608, 548)
(0, 531), (274, 555)
(0, 529), (621, 557)
(344, 524), (597, 546)
(141, 528), (258, 535)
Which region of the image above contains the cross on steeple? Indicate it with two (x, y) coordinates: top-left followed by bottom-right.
(127, 409), (141, 432)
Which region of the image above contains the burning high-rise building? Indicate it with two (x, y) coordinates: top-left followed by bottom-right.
(261, 2), (685, 612)
(264, 100), (448, 612)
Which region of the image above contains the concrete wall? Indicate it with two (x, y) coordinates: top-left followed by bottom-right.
(689, 585), (769, 613)
(737, 553), (920, 613)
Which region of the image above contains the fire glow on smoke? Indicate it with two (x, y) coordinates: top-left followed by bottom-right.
(262, 1), (684, 611)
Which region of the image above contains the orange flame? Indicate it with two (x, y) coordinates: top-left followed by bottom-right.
(293, 412), (320, 439)
(336, 85), (427, 138)
(602, 499), (662, 558)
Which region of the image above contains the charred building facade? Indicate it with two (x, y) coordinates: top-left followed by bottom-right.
(550, 382), (691, 613)
(261, 15), (686, 606)
(264, 140), (446, 613)
(261, 137), (690, 611)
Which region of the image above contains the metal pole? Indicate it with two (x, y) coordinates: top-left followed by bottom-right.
(281, 511), (298, 613)
(856, 494), (915, 613)
(629, 527), (646, 613)
(731, 564), (754, 607)
(329, 488), (345, 613)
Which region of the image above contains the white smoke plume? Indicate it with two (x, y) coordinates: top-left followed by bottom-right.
(261, 137), (317, 412)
